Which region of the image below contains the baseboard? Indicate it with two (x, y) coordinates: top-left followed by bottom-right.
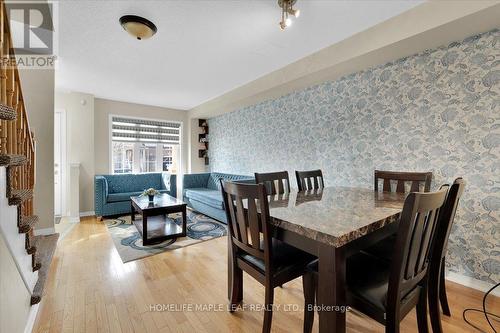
(446, 271), (500, 297)
(33, 227), (55, 236)
(79, 211), (95, 217)
(24, 303), (39, 333)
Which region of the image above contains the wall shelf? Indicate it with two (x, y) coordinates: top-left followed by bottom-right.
(198, 119), (209, 165)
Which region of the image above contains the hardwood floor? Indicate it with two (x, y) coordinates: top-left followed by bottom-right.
(33, 216), (499, 333)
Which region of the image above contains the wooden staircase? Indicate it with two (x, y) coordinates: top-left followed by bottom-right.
(0, 0), (58, 306)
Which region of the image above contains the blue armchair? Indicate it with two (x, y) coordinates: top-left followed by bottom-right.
(182, 172), (254, 223)
(95, 173), (177, 218)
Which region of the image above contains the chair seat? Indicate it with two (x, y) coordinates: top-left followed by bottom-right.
(185, 188), (224, 209)
(362, 233), (397, 262)
(346, 252), (393, 312)
(307, 252), (392, 312)
(239, 239), (315, 277)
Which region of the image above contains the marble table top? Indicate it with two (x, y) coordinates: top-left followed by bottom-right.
(265, 187), (406, 248)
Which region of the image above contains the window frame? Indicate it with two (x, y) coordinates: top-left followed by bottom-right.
(108, 114), (182, 174)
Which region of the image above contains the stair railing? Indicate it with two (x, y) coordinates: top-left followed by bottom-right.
(0, 1), (36, 217)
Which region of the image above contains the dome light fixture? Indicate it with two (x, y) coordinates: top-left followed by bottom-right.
(278, 0), (300, 31)
(119, 15), (157, 40)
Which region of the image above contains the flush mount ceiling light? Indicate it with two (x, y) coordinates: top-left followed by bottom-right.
(119, 15), (157, 40)
(278, 0), (300, 31)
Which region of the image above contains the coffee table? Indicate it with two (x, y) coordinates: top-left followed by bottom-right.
(130, 194), (187, 245)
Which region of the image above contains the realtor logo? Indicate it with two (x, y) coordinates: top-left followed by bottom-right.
(4, 1), (57, 68)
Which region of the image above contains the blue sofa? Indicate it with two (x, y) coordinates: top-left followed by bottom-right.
(95, 173), (177, 217)
(183, 172), (254, 223)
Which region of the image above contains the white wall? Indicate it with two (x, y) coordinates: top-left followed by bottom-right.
(0, 233), (32, 333)
(55, 92), (95, 214)
(19, 69), (55, 231)
(94, 98), (189, 176)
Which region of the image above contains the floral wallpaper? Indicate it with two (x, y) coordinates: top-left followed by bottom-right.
(209, 29), (500, 283)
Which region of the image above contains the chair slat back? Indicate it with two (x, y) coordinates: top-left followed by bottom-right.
(389, 188), (448, 301)
(255, 171), (290, 195)
(374, 170), (432, 193)
(433, 178), (466, 261)
(295, 169), (324, 191)
(220, 180), (272, 263)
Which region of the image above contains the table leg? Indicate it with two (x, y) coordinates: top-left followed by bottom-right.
(227, 235), (243, 303)
(131, 202), (135, 221)
(143, 213), (148, 245)
(181, 207), (187, 237)
(317, 243), (346, 333)
(227, 234), (232, 300)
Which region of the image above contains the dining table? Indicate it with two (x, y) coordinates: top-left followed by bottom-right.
(227, 186), (407, 333)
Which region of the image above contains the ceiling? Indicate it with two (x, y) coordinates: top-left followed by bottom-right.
(56, 1), (422, 110)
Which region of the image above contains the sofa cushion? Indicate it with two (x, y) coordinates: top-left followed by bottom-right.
(185, 188), (224, 209)
(105, 173), (164, 194)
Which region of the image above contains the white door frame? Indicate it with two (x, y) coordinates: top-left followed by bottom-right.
(54, 108), (67, 217)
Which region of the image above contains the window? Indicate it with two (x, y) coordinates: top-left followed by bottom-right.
(163, 145), (173, 171)
(111, 116), (180, 174)
(139, 144), (157, 173)
(112, 142), (134, 174)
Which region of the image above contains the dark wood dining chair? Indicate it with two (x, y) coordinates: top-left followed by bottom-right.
(295, 169), (324, 191)
(365, 169), (433, 258)
(303, 187), (448, 333)
(220, 180), (314, 333)
(375, 170), (433, 193)
(255, 171), (290, 195)
(428, 178), (465, 333)
(368, 170), (455, 319)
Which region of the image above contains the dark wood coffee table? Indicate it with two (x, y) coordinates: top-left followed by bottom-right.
(130, 194), (187, 245)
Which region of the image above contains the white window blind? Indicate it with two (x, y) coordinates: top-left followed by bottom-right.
(111, 117), (180, 144)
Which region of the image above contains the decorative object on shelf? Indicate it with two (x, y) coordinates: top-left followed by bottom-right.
(141, 188), (160, 202)
(119, 15), (157, 40)
(198, 119), (209, 165)
(278, 0), (300, 30)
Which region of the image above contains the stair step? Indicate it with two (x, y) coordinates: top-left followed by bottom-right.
(0, 103), (16, 120)
(0, 154), (27, 167)
(19, 215), (38, 233)
(26, 233), (36, 254)
(26, 244), (36, 255)
(30, 234), (59, 305)
(33, 261), (41, 272)
(8, 189), (33, 205)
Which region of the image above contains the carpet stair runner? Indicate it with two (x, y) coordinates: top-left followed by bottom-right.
(30, 234), (59, 305)
(19, 215), (39, 233)
(8, 188), (33, 205)
(1, 151), (58, 305)
(0, 103), (16, 120)
(0, 154), (27, 167)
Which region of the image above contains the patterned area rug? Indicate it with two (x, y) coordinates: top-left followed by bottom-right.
(104, 210), (226, 263)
